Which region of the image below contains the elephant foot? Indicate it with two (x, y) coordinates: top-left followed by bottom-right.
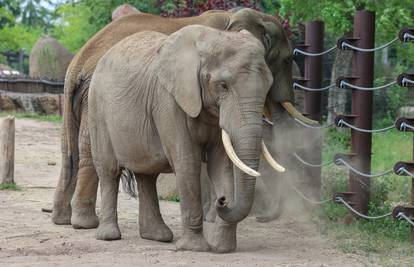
(71, 200), (99, 229)
(204, 218), (237, 253)
(51, 204), (71, 225)
(95, 222), (121, 240)
(140, 222), (173, 242)
(71, 212), (99, 229)
(176, 228), (210, 252)
(205, 206), (217, 223)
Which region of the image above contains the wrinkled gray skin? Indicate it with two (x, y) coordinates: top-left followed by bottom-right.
(203, 109), (294, 223)
(52, 8), (295, 237)
(88, 26), (274, 252)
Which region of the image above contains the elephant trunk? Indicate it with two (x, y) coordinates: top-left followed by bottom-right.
(216, 122), (262, 224)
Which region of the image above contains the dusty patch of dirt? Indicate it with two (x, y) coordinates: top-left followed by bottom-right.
(0, 118), (364, 266)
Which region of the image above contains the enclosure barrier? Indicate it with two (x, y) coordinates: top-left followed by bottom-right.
(0, 76), (64, 94)
(291, 9), (414, 243)
(295, 21), (325, 201)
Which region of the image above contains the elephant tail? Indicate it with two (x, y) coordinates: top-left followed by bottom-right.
(121, 168), (138, 199)
(63, 56), (83, 182)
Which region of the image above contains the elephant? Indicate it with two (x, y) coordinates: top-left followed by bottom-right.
(88, 25), (275, 252)
(52, 8), (316, 229)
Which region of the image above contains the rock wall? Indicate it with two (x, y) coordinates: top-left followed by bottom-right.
(0, 92), (63, 115)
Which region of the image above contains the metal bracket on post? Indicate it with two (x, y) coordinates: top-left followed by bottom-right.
(334, 114), (358, 128)
(397, 73), (414, 87)
(293, 44), (309, 55)
(399, 28), (414, 42)
(394, 161), (414, 176)
(336, 37), (360, 50)
(393, 206), (414, 220)
(334, 153), (357, 164)
(333, 192), (356, 206)
(293, 77), (309, 90)
(335, 76), (359, 89)
(293, 77), (309, 84)
(395, 117), (414, 132)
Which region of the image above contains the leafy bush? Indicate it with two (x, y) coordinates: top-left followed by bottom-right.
(157, 0), (260, 17)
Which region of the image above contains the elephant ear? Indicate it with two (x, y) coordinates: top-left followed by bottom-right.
(226, 9), (285, 53)
(156, 29), (203, 118)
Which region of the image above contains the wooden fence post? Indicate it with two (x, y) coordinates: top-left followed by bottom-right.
(0, 116), (15, 184)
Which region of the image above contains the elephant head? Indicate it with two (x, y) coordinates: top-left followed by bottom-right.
(226, 8), (316, 125)
(155, 25), (282, 223)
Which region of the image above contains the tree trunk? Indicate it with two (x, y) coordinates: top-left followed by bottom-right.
(327, 50), (353, 123)
(0, 116), (15, 184)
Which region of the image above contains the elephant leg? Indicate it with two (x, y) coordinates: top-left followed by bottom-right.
(175, 162), (210, 252)
(200, 163), (217, 223)
(137, 174), (173, 242)
(52, 125), (77, 225)
(255, 175), (286, 223)
(91, 120), (121, 240)
(95, 163), (121, 241)
(71, 110), (99, 229)
(205, 141), (237, 253)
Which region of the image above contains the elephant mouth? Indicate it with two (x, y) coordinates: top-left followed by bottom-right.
(221, 129), (285, 177)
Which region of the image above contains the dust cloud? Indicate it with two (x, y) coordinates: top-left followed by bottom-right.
(251, 111), (324, 222)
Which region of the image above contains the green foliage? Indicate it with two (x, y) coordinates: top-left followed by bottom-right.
(160, 194), (180, 202)
(0, 0), (56, 69)
(261, 0), (281, 15)
(0, 6), (16, 27)
(278, 0), (414, 40)
(0, 24), (42, 52)
(0, 112), (63, 123)
(19, 0), (58, 29)
(320, 129), (414, 256)
(52, 0), (159, 52)
(83, 0), (158, 30)
(52, 2), (97, 53)
(0, 0), (21, 27)
(0, 183), (21, 190)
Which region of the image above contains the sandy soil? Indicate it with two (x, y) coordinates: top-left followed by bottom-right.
(0, 118), (364, 266)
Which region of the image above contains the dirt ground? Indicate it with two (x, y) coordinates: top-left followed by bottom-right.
(0, 118), (364, 266)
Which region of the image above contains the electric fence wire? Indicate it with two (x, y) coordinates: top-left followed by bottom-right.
(335, 158), (394, 178)
(340, 37), (399, 52)
(293, 153), (334, 168)
(337, 119), (395, 133)
(293, 45), (337, 56)
(335, 197), (392, 219)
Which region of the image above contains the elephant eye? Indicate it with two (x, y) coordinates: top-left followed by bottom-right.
(220, 81), (228, 91)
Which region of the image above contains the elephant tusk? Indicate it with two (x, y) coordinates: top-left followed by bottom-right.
(221, 129), (261, 177)
(281, 101), (318, 125)
(261, 141), (285, 173)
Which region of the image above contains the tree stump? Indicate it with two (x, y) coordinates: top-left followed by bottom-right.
(0, 116), (15, 184)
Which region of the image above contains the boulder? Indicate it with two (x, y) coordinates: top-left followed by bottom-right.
(112, 4), (140, 21)
(29, 36), (73, 80)
(0, 95), (17, 111)
(33, 95), (61, 115)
